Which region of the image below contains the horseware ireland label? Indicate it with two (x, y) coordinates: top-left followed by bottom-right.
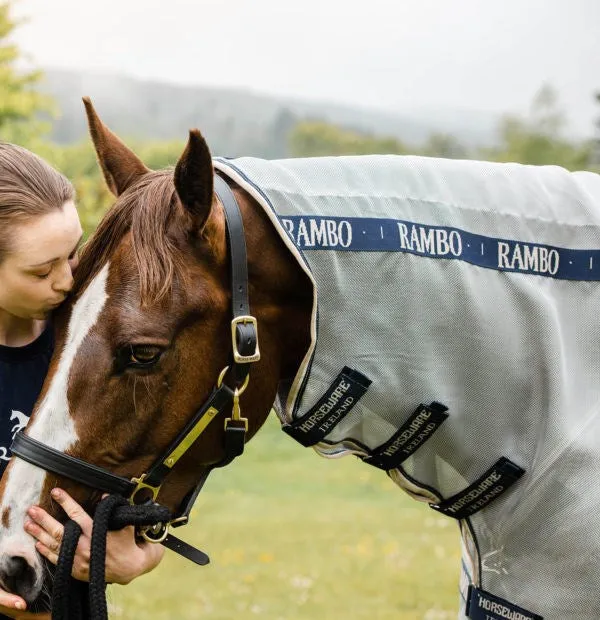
(279, 215), (600, 281)
(283, 366), (371, 447)
(466, 586), (543, 620)
(363, 402), (449, 470)
(431, 457), (525, 519)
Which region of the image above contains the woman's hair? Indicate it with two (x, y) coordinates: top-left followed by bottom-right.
(0, 142), (75, 262)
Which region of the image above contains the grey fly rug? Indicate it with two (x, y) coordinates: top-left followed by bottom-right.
(214, 154), (600, 620)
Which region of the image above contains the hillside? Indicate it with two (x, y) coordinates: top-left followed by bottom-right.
(39, 68), (501, 157)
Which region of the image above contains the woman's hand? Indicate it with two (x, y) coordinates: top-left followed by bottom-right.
(0, 588), (27, 617)
(0, 591), (50, 618)
(24, 488), (165, 585)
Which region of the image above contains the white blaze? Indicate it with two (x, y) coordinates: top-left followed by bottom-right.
(0, 263), (110, 542)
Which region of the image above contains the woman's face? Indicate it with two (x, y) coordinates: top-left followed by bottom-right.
(0, 201), (83, 320)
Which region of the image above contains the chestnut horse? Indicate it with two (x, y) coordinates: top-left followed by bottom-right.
(0, 100), (312, 616)
(2, 99), (600, 620)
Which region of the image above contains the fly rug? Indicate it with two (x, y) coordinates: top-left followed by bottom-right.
(215, 155), (600, 620)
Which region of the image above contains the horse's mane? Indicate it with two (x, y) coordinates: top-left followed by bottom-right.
(73, 169), (185, 305)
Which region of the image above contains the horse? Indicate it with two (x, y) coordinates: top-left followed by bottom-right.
(1, 98), (600, 620)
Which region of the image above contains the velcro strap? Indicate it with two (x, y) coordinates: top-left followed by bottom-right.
(363, 402), (448, 470)
(283, 366), (371, 447)
(431, 457), (525, 519)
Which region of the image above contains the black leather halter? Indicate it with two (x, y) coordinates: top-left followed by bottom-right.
(11, 175), (259, 565)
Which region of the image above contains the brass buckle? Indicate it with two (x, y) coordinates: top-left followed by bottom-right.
(231, 315), (260, 363)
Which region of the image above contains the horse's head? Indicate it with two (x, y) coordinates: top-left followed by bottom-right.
(0, 99), (311, 604)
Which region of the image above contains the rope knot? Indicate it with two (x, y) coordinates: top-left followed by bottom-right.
(52, 495), (171, 620)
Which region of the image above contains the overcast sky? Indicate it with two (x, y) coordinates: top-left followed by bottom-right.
(12, 0), (600, 137)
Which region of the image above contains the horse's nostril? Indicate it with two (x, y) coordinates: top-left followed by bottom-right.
(2, 555), (37, 601)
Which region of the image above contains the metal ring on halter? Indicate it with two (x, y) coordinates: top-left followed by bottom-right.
(216, 365), (250, 394)
(139, 521), (169, 544)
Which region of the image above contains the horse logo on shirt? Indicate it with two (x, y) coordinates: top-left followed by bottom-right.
(0, 410), (30, 461)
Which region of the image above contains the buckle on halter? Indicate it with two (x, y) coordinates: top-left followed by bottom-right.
(231, 315), (260, 363)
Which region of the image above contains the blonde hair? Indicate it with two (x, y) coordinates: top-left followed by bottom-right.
(0, 142), (74, 261)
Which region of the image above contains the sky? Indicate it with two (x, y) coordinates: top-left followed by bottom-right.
(11, 0), (600, 137)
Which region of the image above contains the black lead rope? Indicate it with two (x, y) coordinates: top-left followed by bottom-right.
(53, 521), (87, 620)
(52, 496), (171, 620)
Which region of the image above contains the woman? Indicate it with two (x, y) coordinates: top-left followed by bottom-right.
(0, 142), (164, 617)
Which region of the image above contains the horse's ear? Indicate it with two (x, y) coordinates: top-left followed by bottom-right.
(174, 130), (214, 230)
(82, 97), (150, 196)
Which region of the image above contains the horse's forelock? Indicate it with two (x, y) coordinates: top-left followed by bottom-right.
(74, 170), (188, 306)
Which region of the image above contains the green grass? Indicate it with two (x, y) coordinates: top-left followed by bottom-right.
(109, 414), (461, 619)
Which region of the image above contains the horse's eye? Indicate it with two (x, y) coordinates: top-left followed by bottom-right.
(129, 345), (163, 366)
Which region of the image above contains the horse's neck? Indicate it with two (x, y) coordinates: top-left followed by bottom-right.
(236, 186), (313, 383)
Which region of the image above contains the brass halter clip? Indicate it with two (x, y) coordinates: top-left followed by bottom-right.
(218, 366), (250, 431)
(225, 386), (248, 432)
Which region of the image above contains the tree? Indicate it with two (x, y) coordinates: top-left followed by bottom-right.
(481, 84), (592, 170)
(263, 108), (297, 158)
(0, 0), (53, 143)
(289, 120), (409, 157)
(35, 138), (188, 237)
(421, 133), (468, 160)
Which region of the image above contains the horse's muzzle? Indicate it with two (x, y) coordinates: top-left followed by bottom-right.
(0, 543), (45, 605)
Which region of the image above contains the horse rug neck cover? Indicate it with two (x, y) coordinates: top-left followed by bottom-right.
(214, 154), (600, 620)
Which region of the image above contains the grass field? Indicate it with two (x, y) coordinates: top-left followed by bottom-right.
(109, 414), (461, 619)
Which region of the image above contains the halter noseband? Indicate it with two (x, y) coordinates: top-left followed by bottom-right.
(10, 174), (258, 565)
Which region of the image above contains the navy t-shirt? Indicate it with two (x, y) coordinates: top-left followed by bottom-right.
(0, 326), (53, 479)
